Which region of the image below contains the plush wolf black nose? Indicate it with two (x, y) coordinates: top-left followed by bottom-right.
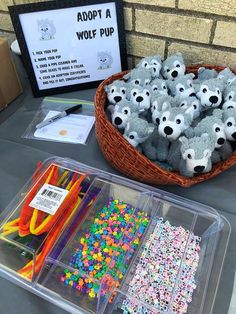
(164, 126), (173, 135)
(190, 93), (196, 97)
(156, 118), (160, 125)
(232, 132), (236, 140)
(114, 96), (122, 103)
(114, 117), (122, 125)
(209, 96), (218, 104)
(171, 70), (178, 78)
(194, 165), (205, 173)
(136, 96), (143, 103)
(217, 138), (225, 145)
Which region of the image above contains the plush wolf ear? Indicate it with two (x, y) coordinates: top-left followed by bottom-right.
(123, 72), (131, 80)
(184, 106), (194, 120)
(162, 102), (171, 111)
(186, 73), (195, 80)
(148, 124), (155, 135)
(179, 136), (188, 146)
(104, 85), (109, 93)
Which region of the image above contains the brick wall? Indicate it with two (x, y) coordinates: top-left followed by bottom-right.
(124, 0), (236, 69)
(1, 0), (236, 69)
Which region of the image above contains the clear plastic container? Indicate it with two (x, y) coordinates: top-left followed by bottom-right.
(0, 157), (231, 314)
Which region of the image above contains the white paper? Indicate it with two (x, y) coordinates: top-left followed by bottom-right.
(34, 110), (95, 144)
(19, 2), (121, 90)
(29, 183), (69, 215)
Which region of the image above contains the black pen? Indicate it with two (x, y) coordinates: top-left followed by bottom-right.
(36, 104), (82, 129)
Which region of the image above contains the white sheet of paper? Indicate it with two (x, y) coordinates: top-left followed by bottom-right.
(34, 110), (95, 144)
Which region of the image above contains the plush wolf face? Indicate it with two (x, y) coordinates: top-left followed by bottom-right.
(150, 78), (168, 96)
(158, 106), (193, 140)
(180, 135), (214, 174)
(127, 86), (151, 111)
(111, 100), (140, 129)
(136, 55), (162, 78)
(223, 108), (236, 141)
(123, 68), (152, 87)
(223, 85), (236, 110)
(167, 74), (195, 99)
(38, 19), (56, 39)
(98, 51), (113, 69)
(123, 118), (154, 147)
(105, 80), (127, 105)
(161, 53), (186, 80)
(197, 79), (224, 108)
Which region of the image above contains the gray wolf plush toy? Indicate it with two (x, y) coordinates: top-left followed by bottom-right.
(186, 109), (232, 163)
(104, 80), (127, 105)
(136, 55), (162, 78)
(168, 135), (215, 177)
(196, 78), (224, 109)
(167, 73), (196, 99)
(223, 84), (236, 110)
(123, 117), (154, 148)
(111, 99), (140, 129)
(123, 68), (152, 86)
(161, 52), (186, 80)
(223, 108), (236, 141)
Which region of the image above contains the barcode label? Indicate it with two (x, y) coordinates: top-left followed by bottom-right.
(41, 189), (63, 201)
(29, 183), (69, 215)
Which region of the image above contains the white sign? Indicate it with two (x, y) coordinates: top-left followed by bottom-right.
(12, 1), (126, 96)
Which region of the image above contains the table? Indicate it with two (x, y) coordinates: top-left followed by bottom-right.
(0, 54), (235, 314)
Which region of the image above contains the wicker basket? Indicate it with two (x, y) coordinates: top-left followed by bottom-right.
(94, 65), (236, 187)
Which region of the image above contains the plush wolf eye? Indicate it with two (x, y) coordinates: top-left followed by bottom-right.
(229, 95), (232, 100)
(176, 64), (180, 68)
(135, 80), (139, 85)
(176, 119), (181, 124)
(166, 69), (170, 73)
(133, 92), (137, 96)
(227, 122), (233, 127)
(146, 91), (150, 96)
(187, 154), (192, 159)
(179, 87), (184, 92)
(217, 89), (220, 94)
(189, 83), (193, 87)
(153, 105), (156, 110)
(163, 84), (167, 89)
(129, 135), (134, 139)
(202, 88), (207, 93)
(215, 127), (220, 132)
(193, 104), (197, 109)
(144, 62), (148, 67)
(121, 89), (125, 94)
(228, 106), (234, 109)
(111, 88), (115, 93)
(162, 116), (166, 121)
(153, 87), (158, 91)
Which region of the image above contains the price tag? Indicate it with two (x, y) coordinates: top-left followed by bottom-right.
(29, 183), (69, 215)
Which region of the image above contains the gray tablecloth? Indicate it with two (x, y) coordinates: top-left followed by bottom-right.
(0, 55), (235, 314)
